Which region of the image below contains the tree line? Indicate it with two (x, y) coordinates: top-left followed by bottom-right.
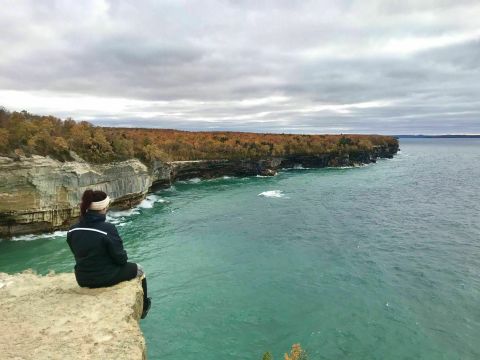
(0, 108), (397, 164)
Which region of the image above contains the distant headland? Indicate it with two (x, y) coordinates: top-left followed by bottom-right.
(396, 135), (480, 138)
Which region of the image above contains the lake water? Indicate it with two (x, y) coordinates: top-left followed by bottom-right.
(1, 139), (480, 359)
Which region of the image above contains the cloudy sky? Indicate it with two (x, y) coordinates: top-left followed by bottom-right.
(0, 0), (479, 134)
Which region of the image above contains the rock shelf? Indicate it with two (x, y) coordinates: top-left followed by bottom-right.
(0, 271), (146, 360)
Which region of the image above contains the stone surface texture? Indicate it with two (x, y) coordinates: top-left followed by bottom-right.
(0, 271), (146, 360)
(0, 156), (151, 236)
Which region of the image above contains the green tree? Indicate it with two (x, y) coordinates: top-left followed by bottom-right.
(112, 137), (135, 159)
(338, 136), (353, 146)
(262, 352), (273, 360)
(141, 144), (171, 162)
(91, 128), (113, 155)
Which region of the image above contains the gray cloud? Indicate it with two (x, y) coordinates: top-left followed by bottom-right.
(0, 0), (479, 134)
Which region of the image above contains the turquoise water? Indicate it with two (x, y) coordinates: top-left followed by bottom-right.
(1, 139), (480, 359)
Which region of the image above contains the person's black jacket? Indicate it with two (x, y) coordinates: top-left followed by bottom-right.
(67, 211), (128, 287)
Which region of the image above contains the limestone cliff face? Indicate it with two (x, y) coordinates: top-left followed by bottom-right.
(0, 155), (152, 237)
(151, 141), (398, 185)
(0, 271), (146, 360)
(166, 158), (283, 182)
(0, 142), (398, 237)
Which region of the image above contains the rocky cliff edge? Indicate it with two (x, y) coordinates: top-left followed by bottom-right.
(0, 141), (398, 237)
(0, 271), (146, 360)
(0, 155), (151, 237)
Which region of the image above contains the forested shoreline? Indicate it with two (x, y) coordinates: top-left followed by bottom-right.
(0, 108), (397, 163)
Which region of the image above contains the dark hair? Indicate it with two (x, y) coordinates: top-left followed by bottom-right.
(80, 189), (108, 216)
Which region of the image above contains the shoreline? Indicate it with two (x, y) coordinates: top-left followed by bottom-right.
(0, 142), (398, 238)
(2, 159), (391, 242)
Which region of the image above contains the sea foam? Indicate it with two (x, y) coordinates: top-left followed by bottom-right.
(178, 177), (202, 184)
(138, 194), (166, 209)
(10, 230), (68, 242)
(108, 208), (141, 218)
(258, 190), (285, 198)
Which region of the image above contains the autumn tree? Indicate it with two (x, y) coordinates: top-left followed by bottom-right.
(284, 344), (307, 360)
(90, 128), (113, 161)
(0, 128), (9, 153)
(261, 344), (307, 360)
(0, 107), (397, 164)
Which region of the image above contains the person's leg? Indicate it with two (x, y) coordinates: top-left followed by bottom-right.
(140, 277), (151, 319)
(135, 265), (148, 301)
(104, 262), (138, 286)
(141, 278), (148, 301)
(135, 264), (151, 319)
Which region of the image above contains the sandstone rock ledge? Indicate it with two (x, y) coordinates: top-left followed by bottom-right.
(0, 272), (146, 360)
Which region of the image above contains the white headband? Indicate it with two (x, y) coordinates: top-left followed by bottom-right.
(89, 196), (111, 210)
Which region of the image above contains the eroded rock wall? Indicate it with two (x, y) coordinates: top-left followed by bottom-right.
(167, 158), (283, 182)
(157, 141), (398, 183)
(0, 156), (152, 237)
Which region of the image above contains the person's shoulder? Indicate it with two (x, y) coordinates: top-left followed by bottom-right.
(66, 221), (82, 242)
(97, 221), (118, 234)
(67, 221), (81, 232)
(68, 218), (114, 235)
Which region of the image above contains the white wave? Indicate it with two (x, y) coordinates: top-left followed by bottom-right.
(327, 164), (369, 169)
(110, 194), (169, 220)
(138, 194), (161, 209)
(205, 175), (239, 182)
(108, 208), (141, 218)
(106, 215), (122, 224)
(283, 165), (312, 171)
(258, 190), (285, 198)
(110, 219), (127, 227)
(177, 177), (202, 184)
(11, 230), (68, 242)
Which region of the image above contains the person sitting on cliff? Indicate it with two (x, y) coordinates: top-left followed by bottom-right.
(66, 189), (151, 319)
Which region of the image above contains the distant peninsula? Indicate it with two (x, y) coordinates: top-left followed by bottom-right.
(396, 134), (480, 138)
(0, 108), (399, 237)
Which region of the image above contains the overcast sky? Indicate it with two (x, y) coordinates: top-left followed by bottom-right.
(0, 0), (479, 134)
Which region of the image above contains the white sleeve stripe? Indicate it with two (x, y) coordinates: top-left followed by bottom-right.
(68, 227), (108, 235)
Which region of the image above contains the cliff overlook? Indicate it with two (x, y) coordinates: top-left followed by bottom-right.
(0, 271), (145, 360)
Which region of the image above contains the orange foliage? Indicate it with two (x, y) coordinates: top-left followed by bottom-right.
(0, 108), (398, 164)
(284, 344), (307, 360)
